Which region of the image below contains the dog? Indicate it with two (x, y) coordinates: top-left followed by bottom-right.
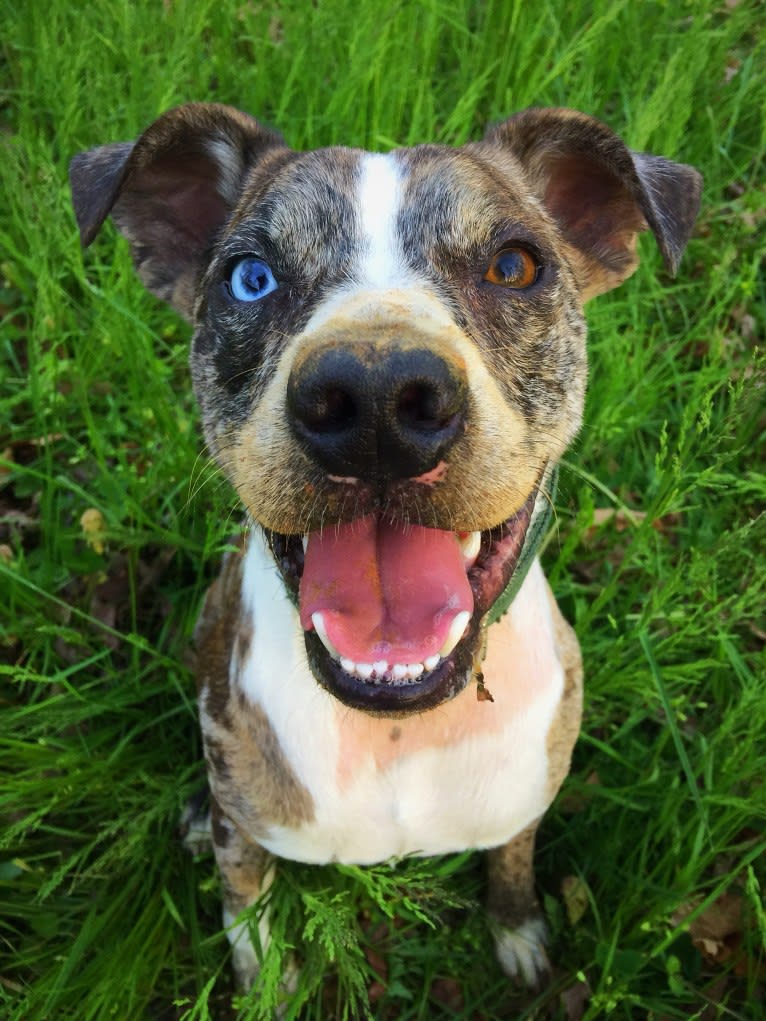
(69, 103), (701, 990)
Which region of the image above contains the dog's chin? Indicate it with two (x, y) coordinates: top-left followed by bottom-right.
(301, 612), (483, 716)
(265, 482), (539, 716)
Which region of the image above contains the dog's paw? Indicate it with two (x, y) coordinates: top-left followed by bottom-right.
(179, 800), (212, 857)
(493, 916), (550, 988)
(226, 907), (299, 999)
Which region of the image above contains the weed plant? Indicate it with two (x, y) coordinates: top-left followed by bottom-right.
(1, 0), (764, 1018)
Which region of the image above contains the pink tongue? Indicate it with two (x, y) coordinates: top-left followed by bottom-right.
(299, 516), (474, 663)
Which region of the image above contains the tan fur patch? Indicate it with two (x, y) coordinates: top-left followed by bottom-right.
(544, 586), (584, 803)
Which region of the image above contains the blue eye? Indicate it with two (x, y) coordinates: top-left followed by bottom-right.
(228, 257), (278, 302)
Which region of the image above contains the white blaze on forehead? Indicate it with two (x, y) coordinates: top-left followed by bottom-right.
(356, 152), (411, 288)
(299, 150), (419, 334)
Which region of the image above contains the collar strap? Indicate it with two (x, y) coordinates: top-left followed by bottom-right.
(484, 463), (558, 627)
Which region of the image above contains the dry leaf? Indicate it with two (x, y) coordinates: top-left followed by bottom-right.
(672, 890), (744, 966)
(590, 507), (647, 531)
(364, 945), (387, 982)
(367, 980), (386, 1003)
(560, 978), (591, 1021)
(0, 447), (12, 482)
(561, 875), (590, 926)
(559, 770), (601, 814)
(80, 508), (106, 554)
(429, 976), (464, 1012)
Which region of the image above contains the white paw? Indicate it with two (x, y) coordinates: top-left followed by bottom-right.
(224, 906), (270, 989)
(224, 900), (299, 996)
(493, 916), (550, 987)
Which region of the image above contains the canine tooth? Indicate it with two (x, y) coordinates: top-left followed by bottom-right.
(340, 657), (355, 675)
(424, 654), (440, 671)
(458, 530), (482, 562)
(439, 610), (471, 658)
(311, 612), (340, 659)
(356, 662), (374, 680)
(302, 535), (309, 553)
(373, 660), (388, 676)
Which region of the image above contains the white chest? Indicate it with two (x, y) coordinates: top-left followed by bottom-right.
(232, 533), (564, 865)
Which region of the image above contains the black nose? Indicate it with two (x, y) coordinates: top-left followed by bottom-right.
(287, 344), (468, 480)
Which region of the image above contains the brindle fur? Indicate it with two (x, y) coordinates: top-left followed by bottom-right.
(487, 821), (541, 934)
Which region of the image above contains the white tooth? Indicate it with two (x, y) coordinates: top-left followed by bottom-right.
(340, 657), (355, 675)
(407, 663), (424, 679)
(458, 530), (481, 562)
(373, 660), (388, 676)
(302, 535), (309, 553)
(392, 663), (408, 681)
(356, 662), (374, 680)
(439, 610), (471, 658)
(424, 654), (440, 671)
(311, 612), (340, 659)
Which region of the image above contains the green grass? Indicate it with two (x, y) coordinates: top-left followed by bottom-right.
(1, 0), (764, 1017)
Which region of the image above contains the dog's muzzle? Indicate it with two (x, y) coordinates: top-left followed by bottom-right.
(263, 333), (555, 715)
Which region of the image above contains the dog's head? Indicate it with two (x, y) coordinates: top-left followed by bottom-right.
(70, 104), (701, 715)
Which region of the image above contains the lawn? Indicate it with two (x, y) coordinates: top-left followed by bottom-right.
(1, 0), (764, 1018)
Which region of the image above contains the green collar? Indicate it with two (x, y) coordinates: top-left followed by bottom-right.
(484, 463), (558, 627)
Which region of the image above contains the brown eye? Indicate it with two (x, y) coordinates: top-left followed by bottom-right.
(484, 247), (539, 288)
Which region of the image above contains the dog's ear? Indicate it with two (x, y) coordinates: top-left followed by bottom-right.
(480, 108), (702, 300)
(69, 103), (285, 319)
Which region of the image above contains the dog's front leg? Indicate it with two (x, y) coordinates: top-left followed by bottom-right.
(210, 797), (275, 990)
(487, 821), (549, 988)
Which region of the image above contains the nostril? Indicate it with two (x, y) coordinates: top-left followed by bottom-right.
(301, 386), (357, 434)
(396, 383), (449, 430)
(396, 381), (461, 433)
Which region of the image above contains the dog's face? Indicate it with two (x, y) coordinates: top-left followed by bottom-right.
(70, 104), (701, 715)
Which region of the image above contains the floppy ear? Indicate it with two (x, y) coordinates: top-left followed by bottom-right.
(480, 108), (702, 300)
(69, 103), (286, 320)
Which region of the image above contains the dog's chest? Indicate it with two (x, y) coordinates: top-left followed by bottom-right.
(201, 534), (564, 865)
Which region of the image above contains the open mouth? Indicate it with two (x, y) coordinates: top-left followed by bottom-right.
(266, 476), (546, 715)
